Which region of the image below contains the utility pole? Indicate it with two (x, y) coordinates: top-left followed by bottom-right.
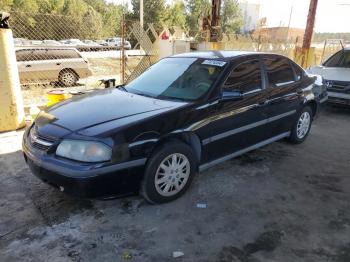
(302, 0), (318, 50)
(140, 0), (144, 29)
(121, 12), (126, 84)
(210, 0), (221, 42)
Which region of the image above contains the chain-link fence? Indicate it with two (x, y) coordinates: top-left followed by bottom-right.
(7, 11), (343, 107)
(8, 11), (162, 106)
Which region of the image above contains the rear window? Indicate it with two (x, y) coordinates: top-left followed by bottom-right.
(264, 57), (295, 87)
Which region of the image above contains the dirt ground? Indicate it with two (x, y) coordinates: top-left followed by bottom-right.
(0, 105), (350, 262)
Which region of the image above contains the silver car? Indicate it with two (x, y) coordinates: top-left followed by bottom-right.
(16, 47), (92, 86)
(308, 48), (350, 105)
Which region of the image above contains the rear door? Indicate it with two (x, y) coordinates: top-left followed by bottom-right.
(262, 55), (303, 136)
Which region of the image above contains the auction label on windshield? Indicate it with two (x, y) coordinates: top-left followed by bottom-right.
(202, 60), (227, 67)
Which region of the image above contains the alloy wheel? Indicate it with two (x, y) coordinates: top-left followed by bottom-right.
(296, 111), (311, 139)
(154, 153), (190, 197)
(60, 72), (76, 86)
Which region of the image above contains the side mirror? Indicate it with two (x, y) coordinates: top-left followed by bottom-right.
(221, 90), (243, 101)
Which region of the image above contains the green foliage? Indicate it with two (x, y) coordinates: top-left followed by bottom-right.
(4, 0), (124, 40)
(314, 32), (350, 42)
(131, 0), (166, 30)
(221, 0), (242, 34)
(185, 0), (211, 34)
(0, 0), (14, 11)
(163, 0), (187, 29)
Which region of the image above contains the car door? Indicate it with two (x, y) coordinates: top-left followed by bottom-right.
(262, 55), (303, 137)
(201, 57), (271, 163)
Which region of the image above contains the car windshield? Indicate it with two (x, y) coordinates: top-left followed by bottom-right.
(125, 57), (225, 101)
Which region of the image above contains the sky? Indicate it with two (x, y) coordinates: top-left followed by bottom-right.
(107, 0), (350, 33)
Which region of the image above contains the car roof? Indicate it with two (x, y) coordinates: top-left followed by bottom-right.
(15, 47), (78, 51)
(171, 50), (282, 61)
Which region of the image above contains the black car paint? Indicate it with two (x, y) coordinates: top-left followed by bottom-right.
(23, 51), (322, 198)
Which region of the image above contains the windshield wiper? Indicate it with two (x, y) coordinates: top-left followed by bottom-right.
(116, 84), (128, 92)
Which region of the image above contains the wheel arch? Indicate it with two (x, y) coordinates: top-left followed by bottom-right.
(59, 68), (80, 79)
(304, 100), (318, 117)
(150, 132), (202, 165)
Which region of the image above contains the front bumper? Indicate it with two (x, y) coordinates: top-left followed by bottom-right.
(23, 136), (146, 198)
(327, 91), (350, 106)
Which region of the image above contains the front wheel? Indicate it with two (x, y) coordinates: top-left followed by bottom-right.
(289, 106), (313, 144)
(140, 141), (197, 204)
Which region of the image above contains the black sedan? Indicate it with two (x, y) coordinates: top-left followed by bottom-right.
(23, 51), (327, 203)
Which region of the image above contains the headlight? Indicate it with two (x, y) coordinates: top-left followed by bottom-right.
(56, 140), (112, 163)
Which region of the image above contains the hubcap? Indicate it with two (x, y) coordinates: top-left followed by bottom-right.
(154, 153), (190, 197)
(61, 72), (75, 85)
(296, 112), (311, 139)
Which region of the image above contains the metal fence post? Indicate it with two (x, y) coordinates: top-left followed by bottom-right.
(0, 12), (25, 132)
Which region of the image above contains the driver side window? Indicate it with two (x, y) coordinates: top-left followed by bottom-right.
(224, 60), (262, 94)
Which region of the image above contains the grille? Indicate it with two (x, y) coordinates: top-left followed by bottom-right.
(29, 127), (56, 151)
(325, 79), (350, 93)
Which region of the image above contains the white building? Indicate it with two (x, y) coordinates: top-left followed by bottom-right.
(239, 0), (261, 33)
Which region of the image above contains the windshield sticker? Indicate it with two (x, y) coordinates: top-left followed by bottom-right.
(202, 60), (226, 67)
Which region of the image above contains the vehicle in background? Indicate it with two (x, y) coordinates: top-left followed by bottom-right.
(82, 40), (101, 46)
(95, 40), (109, 46)
(60, 39), (86, 46)
(42, 40), (62, 46)
(105, 37), (131, 50)
(308, 48), (350, 106)
(14, 38), (27, 46)
(30, 40), (43, 46)
(23, 51), (324, 203)
(16, 47), (92, 86)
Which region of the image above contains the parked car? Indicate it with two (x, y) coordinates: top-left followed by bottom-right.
(13, 38), (27, 46)
(16, 47), (92, 86)
(60, 39), (86, 46)
(23, 51), (325, 203)
(42, 40), (62, 46)
(105, 37), (131, 50)
(308, 48), (350, 105)
(95, 40), (109, 46)
(82, 40), (101, 46)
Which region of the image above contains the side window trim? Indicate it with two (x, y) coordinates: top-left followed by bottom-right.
(222, 57), (265, 95)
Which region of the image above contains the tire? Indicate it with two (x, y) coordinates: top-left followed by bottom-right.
(140, 141), (198, 204)
(59, 70), (78, 87)
(289, 106), (313, 144)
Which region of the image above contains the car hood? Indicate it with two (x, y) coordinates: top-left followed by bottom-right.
(35, 89), (186, 135)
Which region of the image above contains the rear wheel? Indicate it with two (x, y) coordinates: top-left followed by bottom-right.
(289, 106), (313, 144)
(140, 141), (197, 204)
(59, 70), (78, 87)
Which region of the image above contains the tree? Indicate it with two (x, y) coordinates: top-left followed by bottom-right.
(163, 0), (187, 29)
(0, 0), (14, 11)
(131, 0), (166, 29)
(221, 0), (242, 34)
(185, 0), (211, 35)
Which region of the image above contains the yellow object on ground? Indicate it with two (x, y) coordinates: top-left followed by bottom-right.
(0, 27), (25, 132)
(47, 90), (67, 107)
